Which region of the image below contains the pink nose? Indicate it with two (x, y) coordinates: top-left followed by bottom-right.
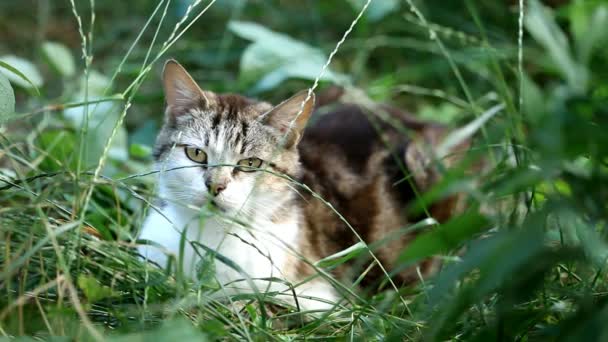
(205, 181), (226, 196)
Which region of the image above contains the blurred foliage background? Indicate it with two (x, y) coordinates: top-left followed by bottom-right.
(1, 0), (608, 340)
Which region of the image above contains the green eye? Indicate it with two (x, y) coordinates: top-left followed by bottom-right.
(185, 147), (207, 164)
(236, 157), (263, 172)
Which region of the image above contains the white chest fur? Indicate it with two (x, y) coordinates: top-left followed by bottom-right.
(138, 204), (299, 295)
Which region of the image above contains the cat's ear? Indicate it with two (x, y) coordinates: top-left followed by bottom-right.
(404, 126), (470, 191)
(162, 59), (211, 116)
(261, 90), (315, 148)
(404, 125), (473, 222)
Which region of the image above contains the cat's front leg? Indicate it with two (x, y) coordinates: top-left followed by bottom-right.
(293, 278), (340, 312)
(138, 207), (199, 275)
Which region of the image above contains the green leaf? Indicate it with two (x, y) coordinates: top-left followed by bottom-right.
(63, 71), (128, 167)
(567, 0), (608, 66)
(42, 41), (76, 77)
(37, 129), (78, 171)
(196, 253), (219, 290)
(0, 72), (15, 116)
(228, 21), (347, 92)
(485, 166), (546, 198)
(417, 102), (464, 124)
(565, 211), (608, 268)
(435, 103), (503, 159)
(77, 274), (116, 303)
(0, 55), (43, 89)
(397, 211), (489, 266)
(426, 213), (550, 339)
(525, 0), (587, 92)
(198, 319), (229, 339)
(108, 319), (208, 342)
(521, 71), (545, 122)
(349, 0), (400, 22)
(129, 143), (152, 159)
(315, 242), (367, 269)
(575, 3), (608, 65)
(0, 61), (41, 96)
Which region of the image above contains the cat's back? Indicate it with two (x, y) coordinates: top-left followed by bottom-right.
(298, 103), (426, 210)
(296, 104), (439, 286)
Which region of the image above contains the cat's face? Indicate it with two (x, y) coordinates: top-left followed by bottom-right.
(153, 60), (314, 219)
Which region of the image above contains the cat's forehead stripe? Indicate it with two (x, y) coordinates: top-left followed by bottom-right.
(229, 123), (243, 149)
(232, 126), (242, 149)
(211, 112), (221, 130)
(240, 139), (247, 155)
(199, 109), (251, 157)
(241, 121), (249, 137)
(154, 93), (281, 161)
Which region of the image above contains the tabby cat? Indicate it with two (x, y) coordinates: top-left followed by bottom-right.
(138, 60), (467, 311)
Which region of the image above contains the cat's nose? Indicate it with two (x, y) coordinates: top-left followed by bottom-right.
(205, 180), (226, 196)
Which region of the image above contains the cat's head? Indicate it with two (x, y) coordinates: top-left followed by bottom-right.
(153, 60), (314, 219)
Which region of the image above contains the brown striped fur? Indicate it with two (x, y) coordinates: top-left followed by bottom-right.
(295, 103), (468, 289)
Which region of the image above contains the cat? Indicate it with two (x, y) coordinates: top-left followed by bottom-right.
(138, 60), (468, 311)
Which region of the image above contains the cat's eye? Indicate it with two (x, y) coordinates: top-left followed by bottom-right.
(236, 157), (263, 172)
(185, 147), (208, 164)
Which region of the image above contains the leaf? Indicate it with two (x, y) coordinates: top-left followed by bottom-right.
(0, 72), (15, 116)
(0, 55), (43, 89)
(573, 3), (608, 65)
(129, 143), (152, 159)
(435, 103), (504, 159)
(565, 212), (608, 268)
(417, 102), (464, 124)
(397, 211), (490, 266)
(199, 319), (229, 339)
(427, 216), (549, 339)
(63, 70), (128, 167)
(315, 242), (367, 269)
(108, 319), (208, 342)
(521, 71), (545, 122)
(196, 253), (219, 290)
(253, 59), (342, 92)
(42, 41), (76, 77)
(77, 274), (116, 303)
(0, 61), (41, 96)
(228, 21), (347, 92)
(38, 130), (77, 170)
(349, 0), (400, 22)
(485, 165), (546, 198)
(228, 21), (285, 42)
(525, 0), (587, 92)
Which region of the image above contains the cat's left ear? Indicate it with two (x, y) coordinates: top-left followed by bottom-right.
(261, 90), (315, 148)
(162, 59), (213, 117)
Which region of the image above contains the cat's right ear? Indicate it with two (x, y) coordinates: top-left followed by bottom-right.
(162, 59), (211, 117)
(404, 126), (471, 191)
(260, 90), (315, 148)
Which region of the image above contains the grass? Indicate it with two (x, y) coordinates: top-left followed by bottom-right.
(1, 0), (608, 340)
